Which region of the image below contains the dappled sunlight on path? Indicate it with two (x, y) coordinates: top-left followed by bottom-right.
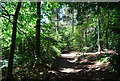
(54, 52), (119, 81)
(60, 68), (82, 73)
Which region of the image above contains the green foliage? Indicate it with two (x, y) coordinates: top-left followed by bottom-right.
(109, 55), (118, 72)
(97, 54), (113, 63)
(82, 47), (90, 52)
(1, 2), (120, 80)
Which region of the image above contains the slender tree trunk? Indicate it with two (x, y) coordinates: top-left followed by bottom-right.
(94, 27), (97, 49)
(56, 8), (59, 40)
(85, 29), (87, 47)
(72, 9), (74, 33)
(97, 5), (103, 53)
(84, 28), (87, 47)
(97, 15), (100, 52)
(36, 2), (41, 58)
(85, 16), (88, 47)
(6, 2), (21, 81)
(106, 7), (109, 49)
(81, 29), (84, 52)
(78, 27), (81, 52)
(97, 14), (103, 53)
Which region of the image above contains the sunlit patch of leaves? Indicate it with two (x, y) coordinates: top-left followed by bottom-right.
(96, 54), (113, 63)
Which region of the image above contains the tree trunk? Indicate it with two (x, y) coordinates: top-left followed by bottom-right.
(72, 9), (74, 33)
(56, 8), (59, 40)
(97, 14), (103, 53)
(6, 2), (21, 81)
(78, 27), (81, 52)
(85, 16), (88, 47)
(106, 7), (109, 49)
(84, 28), (87, 47)
(36, 2), (41, 58)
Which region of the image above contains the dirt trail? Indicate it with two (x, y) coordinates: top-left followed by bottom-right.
(52, 52), (119, 81)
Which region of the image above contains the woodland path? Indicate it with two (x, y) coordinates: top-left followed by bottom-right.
(50, 51), (119, 81)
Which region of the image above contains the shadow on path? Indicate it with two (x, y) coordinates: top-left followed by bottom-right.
(52, 52), (119, 81)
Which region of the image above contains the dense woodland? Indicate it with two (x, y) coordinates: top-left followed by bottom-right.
(1, 2), (120, 81)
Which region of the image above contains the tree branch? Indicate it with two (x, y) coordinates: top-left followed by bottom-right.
(1, 16), (13, 23)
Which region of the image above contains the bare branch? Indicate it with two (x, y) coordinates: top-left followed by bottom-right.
(1, 5), (9, 15)
(1, 16), (13, 23)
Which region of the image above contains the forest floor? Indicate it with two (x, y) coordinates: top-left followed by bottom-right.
(48, 51), (119, 81)
(2, 51), (119, 81)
